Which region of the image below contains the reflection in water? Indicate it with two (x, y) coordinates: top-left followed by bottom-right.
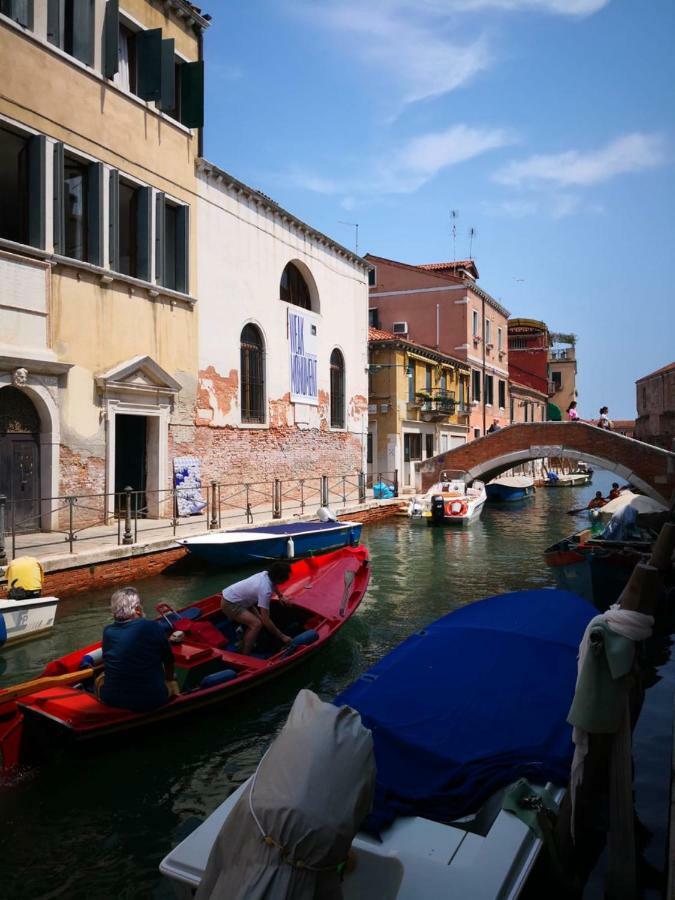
(0, 470), (670, 898)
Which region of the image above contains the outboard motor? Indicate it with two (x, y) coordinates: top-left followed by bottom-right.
(429, 494), (445, 525)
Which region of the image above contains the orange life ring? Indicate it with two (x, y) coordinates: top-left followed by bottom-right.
(446, 499), (468, 517)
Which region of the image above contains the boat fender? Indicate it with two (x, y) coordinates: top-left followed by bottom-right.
(200, 669), (238, 689)
(287, 536), (295, 559)
(79, 647), (103, 669)
(0, 614), (6, 648)
(283, 629), (319, 656)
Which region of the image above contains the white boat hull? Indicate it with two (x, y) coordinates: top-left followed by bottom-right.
(0, 596), (59, 648)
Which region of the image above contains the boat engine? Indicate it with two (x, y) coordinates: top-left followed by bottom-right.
(429, 494), (445, 525)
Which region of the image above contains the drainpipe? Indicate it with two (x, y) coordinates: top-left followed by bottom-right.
(436, 304), (440, 350)
(482, 294), (486, 436)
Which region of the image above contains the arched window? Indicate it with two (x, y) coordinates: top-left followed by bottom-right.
(330, 349), (345, 429)
(280, 262), (312, 310)
(240, 324), (265, 424)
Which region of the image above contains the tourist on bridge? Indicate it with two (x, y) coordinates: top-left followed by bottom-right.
(566, 401), (579, 421)
(487, 418), (501, 434)
(99, 587), (177, 712)
(587, 491), (607, 510)
(597, 406), (613, 430)
(221, 562), (293, 655)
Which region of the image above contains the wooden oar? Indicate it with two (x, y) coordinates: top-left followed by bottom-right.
(0, 667), (96, 704)
(566, 507), (590, 515)
(339, 570), (356, 617)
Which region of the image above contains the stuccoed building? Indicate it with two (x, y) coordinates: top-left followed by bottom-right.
(0, 0), (206, 529)
(188, 162), (369, 488)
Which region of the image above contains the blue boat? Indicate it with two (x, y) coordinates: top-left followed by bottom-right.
(177, 520), (363, 567)
(485, 475), (535, 503)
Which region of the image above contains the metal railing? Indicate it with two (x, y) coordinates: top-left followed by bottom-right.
(0, 470), (392, 561)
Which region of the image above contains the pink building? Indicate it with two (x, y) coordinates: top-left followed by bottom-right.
(365, 255), (510, 438)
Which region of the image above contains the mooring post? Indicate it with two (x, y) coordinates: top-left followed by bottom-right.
(0, 495), (7, 566)
(321, 475), (329, 508)
(122, 486), (134, 545)
(209, 481), (218, 529)
(273, 479), (282, 519)
(358, 471), (366, 504)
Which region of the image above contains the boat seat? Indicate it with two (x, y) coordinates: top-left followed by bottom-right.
(159, 607), (202, 633)
(216, 650), (269, 670)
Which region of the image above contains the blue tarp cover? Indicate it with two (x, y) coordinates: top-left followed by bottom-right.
(335, 589), (595, 833)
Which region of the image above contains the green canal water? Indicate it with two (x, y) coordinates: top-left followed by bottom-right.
(0, 470), (672, 899)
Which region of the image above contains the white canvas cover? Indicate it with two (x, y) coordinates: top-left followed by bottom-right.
(195, 689), (375, 900)
(599, 490), (667, 519)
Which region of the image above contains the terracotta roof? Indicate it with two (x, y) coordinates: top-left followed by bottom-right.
(418, 259), (479, 277)
(368, 327), (470, 371)
(368, 327), (397, 340)
(636, 362), (675, 382)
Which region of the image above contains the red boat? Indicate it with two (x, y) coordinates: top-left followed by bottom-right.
(0, 546), (370, 771)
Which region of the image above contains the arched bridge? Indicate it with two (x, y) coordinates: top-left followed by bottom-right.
(419, 422), (675, 503)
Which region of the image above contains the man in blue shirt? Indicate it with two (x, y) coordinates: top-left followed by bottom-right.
(100, 586), (177, 712)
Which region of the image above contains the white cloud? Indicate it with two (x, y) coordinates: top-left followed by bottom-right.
(442, 0), (609, 14)
(494, 133), (667, 187)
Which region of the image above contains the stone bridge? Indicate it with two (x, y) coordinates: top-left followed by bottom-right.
(418, 422), (675, 503)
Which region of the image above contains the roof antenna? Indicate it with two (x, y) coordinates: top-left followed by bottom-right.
(450, 210), (459, 261)
(468, 226), (477, 260)
(338, 220), (359, 255)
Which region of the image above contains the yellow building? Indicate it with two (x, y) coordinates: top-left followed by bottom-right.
(0, 0), (207, 528)
(367, 327), (471, 492)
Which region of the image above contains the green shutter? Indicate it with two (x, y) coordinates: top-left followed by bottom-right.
(108, 169), (119, 271)
(87, 162), (104, 266)
(154, 191), (165, 284)
(137, 28), (162, 101)
(72, 0), (94, 66)
(137, 186), (152, 282)
(27, 134), (46, 249)
(103, 0), (119, 79)
(179, 60), (204, 128)
(52, 141), (65, 254)
(175, 205), (189, 294)
(159, 38), (175, 111)
(47, 0), (63, 47)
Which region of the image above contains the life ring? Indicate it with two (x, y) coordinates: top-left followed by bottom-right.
(446, 499), (468, 517)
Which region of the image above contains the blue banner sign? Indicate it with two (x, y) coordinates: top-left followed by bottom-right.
(289, 309), (318, 405)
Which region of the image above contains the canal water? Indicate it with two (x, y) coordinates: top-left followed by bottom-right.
(0, 471), (672, 899)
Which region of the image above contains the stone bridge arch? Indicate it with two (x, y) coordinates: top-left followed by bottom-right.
(418, 422), (675, 503)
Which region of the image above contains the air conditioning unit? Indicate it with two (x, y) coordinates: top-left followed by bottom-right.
(392, 321), (408, 335)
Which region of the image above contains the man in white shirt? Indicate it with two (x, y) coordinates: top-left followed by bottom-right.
(221, 561), (293, 655)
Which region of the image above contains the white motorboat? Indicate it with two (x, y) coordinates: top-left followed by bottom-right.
(0, 595), (59, 648)
(541, 471), (591, 487)
(409, 471), (486, 526)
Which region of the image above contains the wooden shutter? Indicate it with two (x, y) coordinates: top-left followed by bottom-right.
(108, 169), (119, 271)
(175, 205), (189, 293)
(154, 191), (165, 284)
(52, 141), (65, 254)
(87, 162), (104, 266)
(136, 186), (152, 282)
(179, 60), (204, 128)
(72, 0), (94, 66)
(159, 38), (175, 111)
(27, 134), (46, 250)
(137, 28), (162, 101)
(103, 0), (119, 79)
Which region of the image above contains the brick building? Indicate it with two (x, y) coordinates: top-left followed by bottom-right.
(507, 318), (549, 423)
(635, 362), (675, 450)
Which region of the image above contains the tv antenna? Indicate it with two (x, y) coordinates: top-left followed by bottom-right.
(468, 226), (477, 259)
(338, 221), (359, 255)
(450, 210), (459, 261)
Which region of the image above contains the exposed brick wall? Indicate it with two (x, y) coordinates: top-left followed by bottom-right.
(420, 422), (675, 501)
(58, 445), (107, 528)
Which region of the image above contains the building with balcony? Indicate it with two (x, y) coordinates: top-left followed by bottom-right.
(367, 327), (470, 491)
(635, 362), (674, 450)
(0, 0), (207, 529)
(507, 318), (549, 423)
(365, 254), (510, 440)
(547, 334), (577, 418)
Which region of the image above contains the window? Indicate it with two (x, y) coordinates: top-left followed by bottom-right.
(407, 365), (415, 403)
(117, 180), (139, 276)
(509, 337), (526, 350)
(47, 0), (95, 67)
(510, 397), (514, 422)
(368, 266), (376, 287)
(404, 433), (422, 462)
(472, 370), (481, 402)
(498, 380), (506, 409)
(114, 24), (138, 94)
(485, 319), (492, 345)
(280, 262), (311, 310)
(425, 434), (434, 458)
(440, 372), (447, 393)
(330, 349), (345, 429)
(425, 365), (432, 392)
(472, 310), (479, 337)
(498, 327), (503, 352)
(551, 370), (562, 390)
(0, 0), (33, 27)
(0, 125), (45, 247)
(156, 194), (189, 293)
(367, 432), (373, 465)
(368, 308), (379, 328)
(63, 155), (88, 261)
(484, 375), (494, 406)
(240, 324), (265, 424)
(524, 402), (529, 423)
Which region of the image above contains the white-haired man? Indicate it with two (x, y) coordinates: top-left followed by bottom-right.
(100, 586), (177, 712)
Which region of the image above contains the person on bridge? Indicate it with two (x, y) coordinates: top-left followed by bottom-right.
(487, 419), (501, 434)
(220, 562), (293, 655)
(566, 401), (579, 421)
(597, 406), (613, 430)
(99, 587), (177, 712)
(587, 491), (607, 510)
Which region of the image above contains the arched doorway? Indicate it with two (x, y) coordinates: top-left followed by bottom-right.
(0, 386), (41, 532)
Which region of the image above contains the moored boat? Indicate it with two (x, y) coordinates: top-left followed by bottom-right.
(0, 595), (59, 649)
(0, 546), (369, 770)
(409, 471), (486, 526)
(177, 520), (362, 567)
(541, 471), (591, 487)
(159, 587), (595, 899)
(485, 475), (535, 503)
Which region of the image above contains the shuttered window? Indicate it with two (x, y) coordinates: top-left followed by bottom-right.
(155, 193), (189, 293)
(0, 126), (44, 249)
(498, 379), (506, 409)
(472, 370), (481, 402)
(47, 0), (95, 67)
(0, 0), (33, 28)
(241, 325), (265, 424)
(330, 349), (345, 429)
(54, 149), (102, 264)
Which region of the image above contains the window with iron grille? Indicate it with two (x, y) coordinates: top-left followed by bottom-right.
(240, 324), (265, 423)
(280, 262), (312, 309)
(330, 348), (345, 429)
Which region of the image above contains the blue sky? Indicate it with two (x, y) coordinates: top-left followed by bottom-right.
(202, 0), (674, 419)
